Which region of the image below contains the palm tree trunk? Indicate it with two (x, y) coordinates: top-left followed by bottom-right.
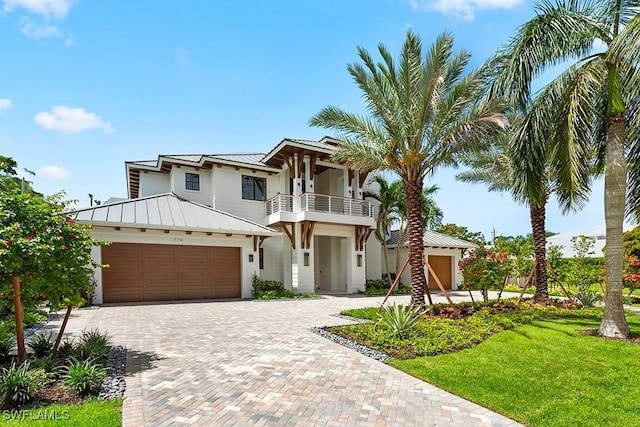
(530, 197), (549, 302)
(599, 112), (630, 338)
(382, 239), (392, 285)
(404, 178), (426, 309)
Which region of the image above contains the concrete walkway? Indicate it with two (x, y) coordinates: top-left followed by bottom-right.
(39, 292), (522, 427)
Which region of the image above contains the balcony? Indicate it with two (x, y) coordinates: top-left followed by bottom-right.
(265, 193), (375, 226)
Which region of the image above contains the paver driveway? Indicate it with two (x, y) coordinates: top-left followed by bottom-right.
(45, 293), (522, 426)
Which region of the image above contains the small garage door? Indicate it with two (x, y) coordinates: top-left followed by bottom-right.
(427, 255), (452, 290)
(101, 243), (241, 303)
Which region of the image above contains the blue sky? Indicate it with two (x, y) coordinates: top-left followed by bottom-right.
(0, 0), (608, 239)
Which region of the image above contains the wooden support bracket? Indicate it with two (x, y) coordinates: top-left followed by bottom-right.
(280, 222), (296, 249)
(300, 221), (315, 249)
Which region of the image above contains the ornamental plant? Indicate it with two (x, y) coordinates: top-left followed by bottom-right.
(623, 255), (640, 296)
(0, 190), (104, 361)
(458, 248), (512, 304)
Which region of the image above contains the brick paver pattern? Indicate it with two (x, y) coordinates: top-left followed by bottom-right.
(40, 292), (522, 426)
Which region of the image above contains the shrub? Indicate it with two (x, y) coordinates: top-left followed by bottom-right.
(250, 274), (311, 299)
(624, 255), (640, 295)
(458, 248), (512, 304)
(503, 284), (521, 293)
(75, 329), (110, 363)
(376, 303), (420, 339)
(0, 337), (12, 363)
(573, 290), (603, 307)
(30, 355), (63, 378)
(0, 362), (51, 408)
(56, 339), (76, 363)
(28, 332), (55, 358)
(63, 359), (106, 396)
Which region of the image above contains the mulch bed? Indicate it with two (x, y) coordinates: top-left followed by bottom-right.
(37, 383), (81, 406)
(578, 329), (640, 344)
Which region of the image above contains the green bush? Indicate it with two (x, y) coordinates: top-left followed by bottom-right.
(503, 284), (521, 293)
(63, 359), (106, 396)
(376, 303), (420, 339)
(28, 332), (55, 358)
(56, 339), (77, 363)
(75, 329), (110, 363)
(251, 274), (316, 299)
(0, 362), (51, 408)
(0, 337), (12, 363)
(573, 290), (603, 307)
(30, 355), (63, 378)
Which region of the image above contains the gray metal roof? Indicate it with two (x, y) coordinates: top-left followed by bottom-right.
(127, 153), (277, 170)
(74, 193), (277, 236)
(386, 229), (478, 249)
(210, 153), (266, 166)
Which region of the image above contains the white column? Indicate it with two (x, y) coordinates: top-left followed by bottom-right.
(354, 170), (363, 199)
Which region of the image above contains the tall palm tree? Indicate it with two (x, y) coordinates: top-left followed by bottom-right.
(393, 183), (444, 280)
(310, 30), (508, 308)
(457, 114), (552, 302)
(364, 176), (401, 284)
(492, 0), (640, 337)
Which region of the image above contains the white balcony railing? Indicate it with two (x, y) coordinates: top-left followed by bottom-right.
(265, 194), (294, 216)
(265, 193), (374, 218)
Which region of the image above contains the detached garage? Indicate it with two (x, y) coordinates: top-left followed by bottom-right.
(74, 193), (277, 304)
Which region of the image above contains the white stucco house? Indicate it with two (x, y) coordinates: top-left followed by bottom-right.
(75, 136), (475, 304)
(77, 137), (376, 303)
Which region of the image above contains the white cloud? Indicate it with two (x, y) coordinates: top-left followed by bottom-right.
(408, 0), (523, 20)
(20, 18), (61, 38)
(19, 18), (73, 45)
(37, 165), (70, 179)
(3, 0), (74, 20)
(34, 106), (113, 134)
(0, 99), (12, 110)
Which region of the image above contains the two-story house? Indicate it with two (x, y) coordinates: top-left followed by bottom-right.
(76, 137), (380, 304)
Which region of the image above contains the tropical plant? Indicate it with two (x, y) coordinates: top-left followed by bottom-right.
(0, 337), (11, 363)
(623, 226), (640, 257)
(458, 247), (512, 304)
(0, 362), (51, 408)
(28, 332), (55, 358)
(491, 0), (640, 337)
(573, 290), (603, 307)
(623, 255), (640, 295)
(0, 189), (105, 360)
(364, 176), (403, 284)
(456, 115), (553, 301)
(75, 329), (110, 363)
(435, 223), (486, 245)
(63, 359), (106, 396)
(375, 303), (420, 338)
(310, 30), (507, 308)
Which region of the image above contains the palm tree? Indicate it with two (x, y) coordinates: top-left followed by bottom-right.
(393, 182), (444, 280)
(310, 30), (508, 308)
(457, 114), (552, 302)
(364, 176), (401, 285)
(492, 0), (640, 337)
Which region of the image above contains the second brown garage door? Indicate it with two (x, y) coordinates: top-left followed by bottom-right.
(427, 255), (452, 290)
(102, 243), (241, 303)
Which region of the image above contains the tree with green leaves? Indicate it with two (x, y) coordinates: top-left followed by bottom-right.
(310, 30), (507, 308)
(0, 191), (103, 360)
(492, 0), (640, 337)
(623, 226), (640, 258)
(364, 176), (402, 284)
(436, 223), (487, 246)
(457, 116), (552, 301)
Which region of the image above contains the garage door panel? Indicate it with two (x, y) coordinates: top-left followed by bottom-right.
(142, 245), (178, 301)
(210, 247), (241, 298)
(177, 246), (212, 299)
(428, 255), (452, 290)
(102, 244), (143, 303)
(102, 242), (241, 302)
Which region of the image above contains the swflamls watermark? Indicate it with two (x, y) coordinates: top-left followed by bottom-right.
(2, 409), (71, 421)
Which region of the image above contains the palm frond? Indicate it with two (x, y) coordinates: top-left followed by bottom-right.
(494, 0), (609, 108)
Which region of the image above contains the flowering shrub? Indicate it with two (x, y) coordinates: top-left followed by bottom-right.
(458, 248), (512, 304)
(623, 255), (640, 296)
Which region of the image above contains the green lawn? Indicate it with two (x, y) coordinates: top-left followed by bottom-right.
(390, 315), (640, 427)
(2, 399), (122, 426)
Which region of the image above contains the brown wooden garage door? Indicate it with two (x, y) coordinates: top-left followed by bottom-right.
(427, 255), (452, 290)
(101, 243), (241, 303)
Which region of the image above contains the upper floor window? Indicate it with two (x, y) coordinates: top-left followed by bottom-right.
(242, 175), (266, 201)
(185, 173), (200, 191)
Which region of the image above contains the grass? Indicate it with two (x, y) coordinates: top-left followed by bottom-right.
(390, 315), (640, 427)
(2, 399), (122, 426)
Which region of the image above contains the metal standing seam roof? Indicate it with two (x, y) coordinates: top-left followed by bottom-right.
(73, 193), (278, 236)
(386, 229), (478, 249)
(128, 153), (276, 169)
